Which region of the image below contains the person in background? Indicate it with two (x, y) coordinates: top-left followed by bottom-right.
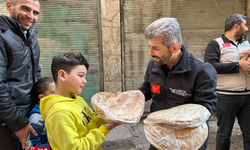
(0, 0), (41, 149)
(25, 77), (55, 150)
(204, 13), (250, 150)
(139, 17), (217, 150)
(40, 53), (120, 150)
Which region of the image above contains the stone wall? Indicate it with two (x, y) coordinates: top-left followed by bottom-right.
(101, 0), (122, 93)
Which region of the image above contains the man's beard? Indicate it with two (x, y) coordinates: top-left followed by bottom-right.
(234, 27), (245, 40)
(152, 54), (173, 66)
(11, 8), (34, 31)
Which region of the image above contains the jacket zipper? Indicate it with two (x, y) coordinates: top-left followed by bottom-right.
(26, 35), (36, 85)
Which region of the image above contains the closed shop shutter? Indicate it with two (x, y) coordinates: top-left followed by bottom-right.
(122, 0), (247, 91)
(0, 0), (102, 105)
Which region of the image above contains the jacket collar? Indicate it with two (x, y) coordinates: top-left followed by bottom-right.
(171, 45), (191, 74)
(0, 15), (37, 36)
(221, 34), (245, 46)
(0, 16), (9, 31)
(27, 103), (40, 117)
(152, 45), (191, 76)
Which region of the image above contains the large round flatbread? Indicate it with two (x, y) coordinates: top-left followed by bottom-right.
(144, 122), (208, 150)
(91, 90), (145, 124)
(144, 104), (210, 128)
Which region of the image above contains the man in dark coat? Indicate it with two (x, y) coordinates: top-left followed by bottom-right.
(0, 0), (41, 149)
(139, 17), (217, 150)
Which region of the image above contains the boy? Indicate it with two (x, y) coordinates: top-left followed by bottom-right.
(26, 77), (55, 150)
(40, 53), (120, 150)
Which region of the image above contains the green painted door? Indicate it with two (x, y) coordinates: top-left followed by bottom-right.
(37, 0), (103, 106)
(0, 0), (103, 106)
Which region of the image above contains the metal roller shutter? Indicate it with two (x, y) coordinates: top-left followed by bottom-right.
(122, 0), (247, 91)
(0, 0), (102, 105)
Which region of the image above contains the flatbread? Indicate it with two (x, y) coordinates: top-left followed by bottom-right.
(240, 49), (250, 56)
(240, 49), (250, 76)
(144, 104), (210, 128)
(144, 122), (208, 150)
(91, 90), (145, 124)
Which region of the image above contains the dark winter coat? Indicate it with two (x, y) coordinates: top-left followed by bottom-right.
(0, 15), (41, 132)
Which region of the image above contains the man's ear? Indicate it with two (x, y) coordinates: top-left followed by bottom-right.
(234, 24), (240, 30)
(6, 1), (13, 14)
(58, 70), (66, 82)
(170, 43), (180, 54)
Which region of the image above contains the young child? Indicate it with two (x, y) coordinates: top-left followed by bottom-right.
(26, 77), (55, 150)
(40, 53), (120, 150)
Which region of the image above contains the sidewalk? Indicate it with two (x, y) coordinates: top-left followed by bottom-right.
(102, 116), (149, 150)
(102, 114), (244, 150)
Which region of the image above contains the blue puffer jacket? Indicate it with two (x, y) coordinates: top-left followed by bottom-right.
(139, 45), (217, 114)
(26, 104), (51, 149)
(0, 15), (41, 132)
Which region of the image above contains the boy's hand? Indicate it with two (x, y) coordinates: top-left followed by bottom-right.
(104, 122), (121, 130)
(15, 124), (37, 149)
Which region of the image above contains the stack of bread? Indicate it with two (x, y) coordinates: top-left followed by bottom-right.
(240, 49), (250, 76)
(144, 104), (211, 150)
(91, 90), (145, 124)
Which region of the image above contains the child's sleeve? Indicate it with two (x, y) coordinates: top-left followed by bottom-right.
(91, 109), (107, 127)
(46, 110), (109, 150)
(26, 113), (51, 149)
(28, 113), (43, 145)
(94, 116), (107, 128)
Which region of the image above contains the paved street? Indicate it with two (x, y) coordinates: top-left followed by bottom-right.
(103, 114), (244, 150)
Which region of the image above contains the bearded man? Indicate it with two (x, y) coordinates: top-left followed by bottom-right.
(0, 0), (41, 149)
(204, 13), (250, 150)
(139, 17), (217, 150)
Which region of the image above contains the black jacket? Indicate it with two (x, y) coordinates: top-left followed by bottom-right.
(139, 45), (217, 114)
(0, 15), (41, 132)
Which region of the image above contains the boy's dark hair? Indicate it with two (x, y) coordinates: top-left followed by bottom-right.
(33, 77), (54, 103)
(51, 52), (89, 84)
(225, 13), (247, 32)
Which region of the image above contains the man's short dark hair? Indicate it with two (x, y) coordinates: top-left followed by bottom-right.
(225, 13), (247, 32)
(33, 77), (54, 103)
(10, 0), (39, 5)
(51, 52), (89, 84)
